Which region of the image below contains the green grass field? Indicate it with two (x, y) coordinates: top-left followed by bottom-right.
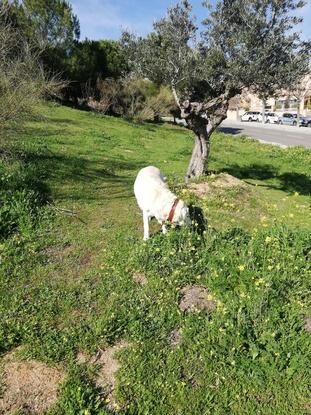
(0, 103), (310, 414)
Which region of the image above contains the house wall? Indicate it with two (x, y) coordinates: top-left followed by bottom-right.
(227, 89), (311, 119)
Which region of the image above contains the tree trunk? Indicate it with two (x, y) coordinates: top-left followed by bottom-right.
(170, 85), (231, 181)
(185, 121), (217, 181)
(261, 98), (266, 124)
(296, 98), (300, 128)
(186, 130), (209, 180)
(236, 95), (240, 121)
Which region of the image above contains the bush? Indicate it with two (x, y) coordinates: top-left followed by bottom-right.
(0, 10), (60, 125)
(88, 78), (123, 114)
(138, 85), (177, 122)
(88, 77), (177, 122)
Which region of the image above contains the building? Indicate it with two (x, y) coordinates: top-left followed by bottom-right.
(227, 75), (311, 120)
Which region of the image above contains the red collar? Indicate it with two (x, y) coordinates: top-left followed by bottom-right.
(168, 198), (179, 223)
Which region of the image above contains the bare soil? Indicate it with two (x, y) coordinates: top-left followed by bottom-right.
(77, 340), (130, 411)
(41, 241), (72, 264)
(169, 328), (182, 347)
(304, 317), (311, 333)
(179, 285), (217, 313)
(0, 350), (64, 415)
(132, 272), (148, 285)
(189, 173), (247, 198)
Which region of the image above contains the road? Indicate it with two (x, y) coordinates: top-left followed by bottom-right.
(218, 120), (311, 148)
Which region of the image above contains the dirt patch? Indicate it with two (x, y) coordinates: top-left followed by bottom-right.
(189, 173), (247, 197)
(304, 317), (311, 333)
(0, 351), (64, 415)
(41, 241), (72, 263)
(132, 272), (148, 286)
(169, 328), (182, 347)
(179, 285), (217, 313)
(77, 340), (130, 410)
(304, 402), (311, 414)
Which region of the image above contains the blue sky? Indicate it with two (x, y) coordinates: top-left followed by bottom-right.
(70, 0), (311, 41)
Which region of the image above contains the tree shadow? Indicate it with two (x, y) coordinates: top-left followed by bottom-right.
(279, 172), (311, 195)
(18, 146), (146, 202)
(221, 163), (279, 181)
(220, 163), (311, 195)
(189, 205), (208, 235)
(46, 117), (82, 125)
(218, 126), (244, 135)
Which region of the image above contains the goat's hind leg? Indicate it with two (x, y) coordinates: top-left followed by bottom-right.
(143, 211), (150, 240)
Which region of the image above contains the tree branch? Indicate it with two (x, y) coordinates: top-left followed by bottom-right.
(171, 84), (181, 108)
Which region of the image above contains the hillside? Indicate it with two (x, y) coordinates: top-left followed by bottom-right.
(0, 104), (310, 414)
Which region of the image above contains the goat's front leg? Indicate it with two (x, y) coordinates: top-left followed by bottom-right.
(162, 223), (167, 234)
(143, 211), (150, 240)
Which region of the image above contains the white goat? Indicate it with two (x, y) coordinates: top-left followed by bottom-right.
(134, 166), (190, 240)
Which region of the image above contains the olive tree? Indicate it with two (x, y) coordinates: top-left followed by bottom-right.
(122, 0), (310, 180)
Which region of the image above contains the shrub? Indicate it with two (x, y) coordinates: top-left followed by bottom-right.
(88, 78), (123, 115)
(0, 9), (60, 125)
(89, 77), (177, 122)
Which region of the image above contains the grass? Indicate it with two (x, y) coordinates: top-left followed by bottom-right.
(0, 103), (310, 414)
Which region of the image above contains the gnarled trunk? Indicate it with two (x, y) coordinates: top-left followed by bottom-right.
(186, 124), (210, 180)
(185, 119), (222, 181)
(171, 89), (231, 181)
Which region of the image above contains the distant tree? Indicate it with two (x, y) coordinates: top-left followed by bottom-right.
(66, 40), (125, 82)
(0, 0), (80, 47)
(0, 0), (80, 76)
(63, 39), (127, 102)
(99, 40), (128, 78)
(122, 0), (311, 180)
(0, 1), (127, 102)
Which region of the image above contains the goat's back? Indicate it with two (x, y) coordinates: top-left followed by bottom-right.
(134, 166), (170, 211)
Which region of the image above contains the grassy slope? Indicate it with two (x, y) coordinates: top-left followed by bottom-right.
(0, 104), (310, 414)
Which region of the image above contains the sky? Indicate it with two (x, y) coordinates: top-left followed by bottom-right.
(70, 0), (311, 41)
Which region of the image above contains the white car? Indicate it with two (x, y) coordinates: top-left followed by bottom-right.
(241, 111), (261, 122)
(264, 112), (279, 123)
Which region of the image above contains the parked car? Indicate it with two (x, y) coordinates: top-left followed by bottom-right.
(278, 113), (308, 126)
(241, 111), (261, 122)
(264, 112), (279, 124)
(300, 116), (311, 127)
